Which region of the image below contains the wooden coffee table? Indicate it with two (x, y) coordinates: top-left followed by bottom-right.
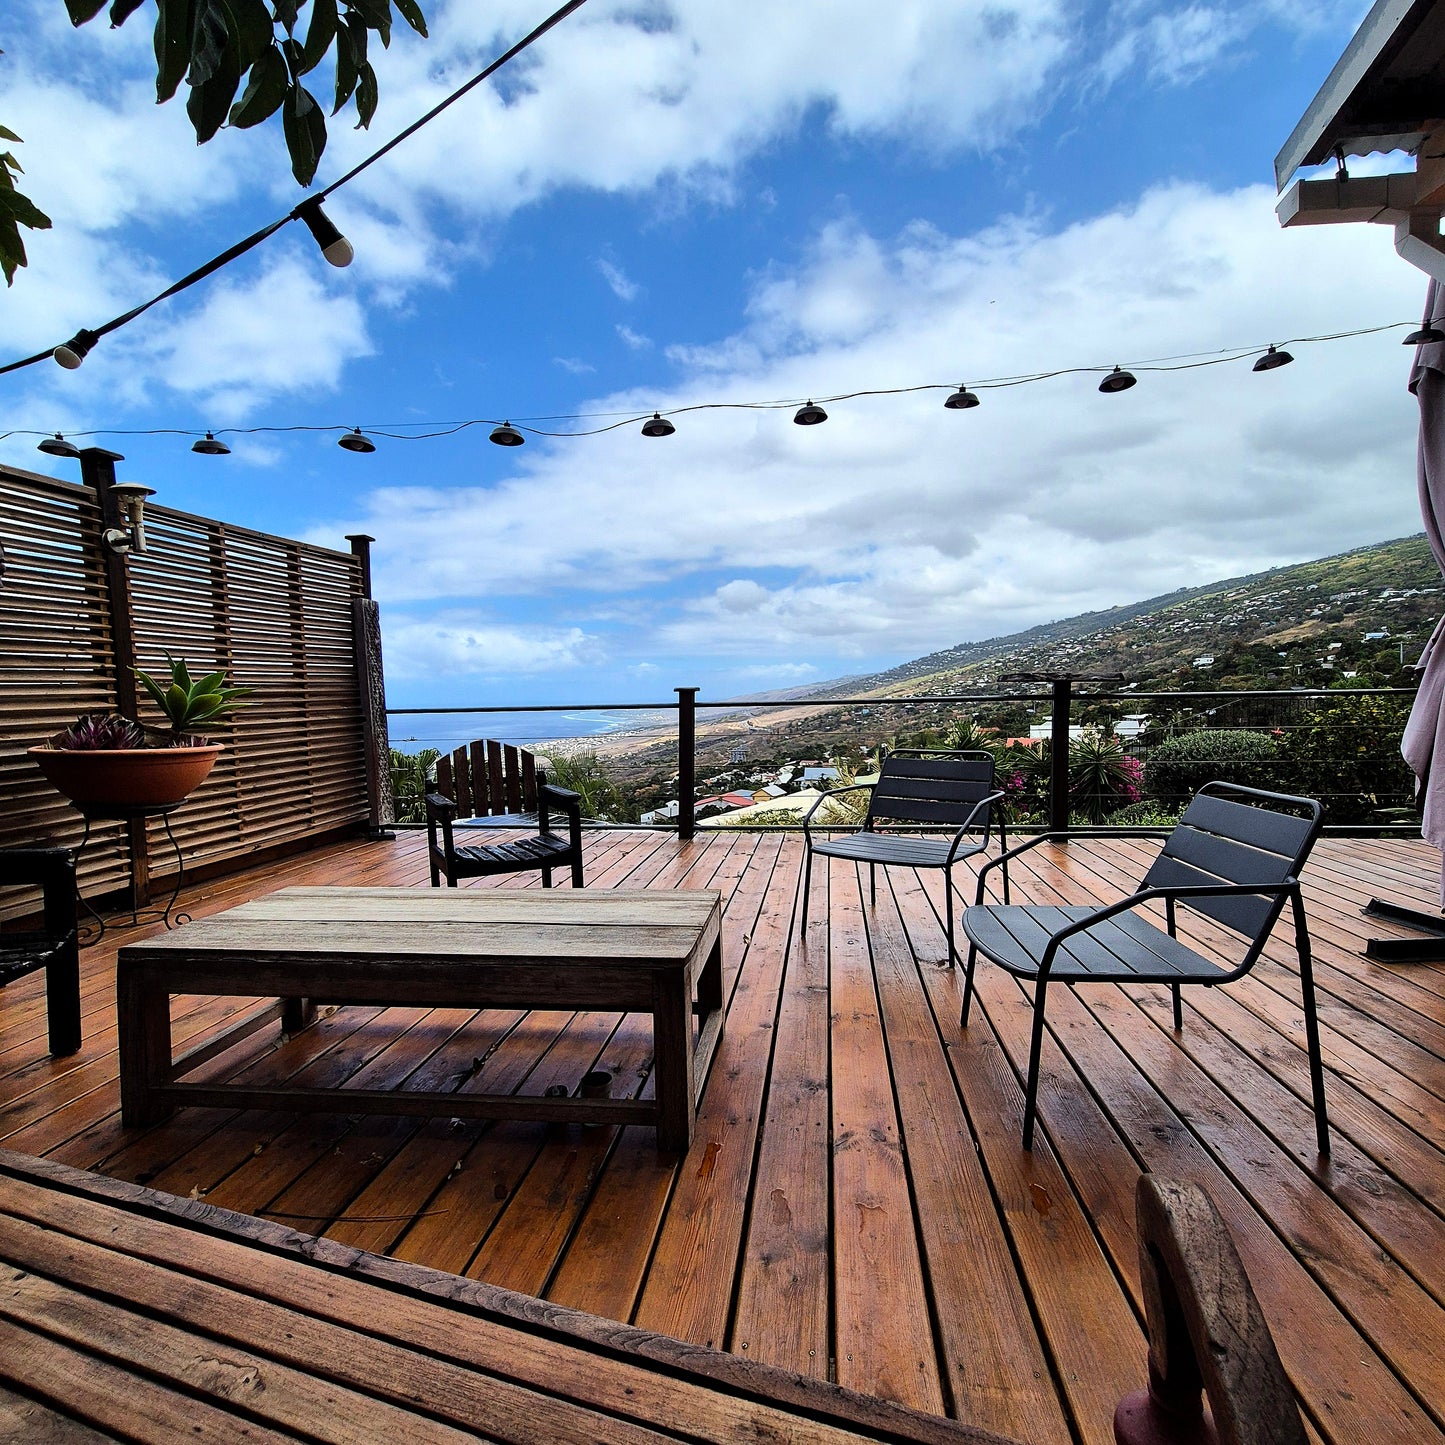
(117, 886), (724, 1151)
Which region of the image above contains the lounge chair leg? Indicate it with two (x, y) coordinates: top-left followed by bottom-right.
(945, 872), (955, 968)
(869, 862), (876, 906)
(1022, 979), (1048, 1151)
(1001, 855), (1010, 906)
(542, 866), (553, 888)
(960, 943), (979, 1026)
(1293, 892), (1330, 1156)
(1171, 982), (1183, 1031)
(571, 857), (584, 888)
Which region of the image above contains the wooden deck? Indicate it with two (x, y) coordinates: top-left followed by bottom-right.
(2, 826), (1443, 1445)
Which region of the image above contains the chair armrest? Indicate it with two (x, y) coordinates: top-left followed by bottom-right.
(945, 789), (1006, 862)
(424, 793), (457, 821)
(540, 782), (582, 815)
(1034, 879), (1301, 980)
(802, 781), (876, 835)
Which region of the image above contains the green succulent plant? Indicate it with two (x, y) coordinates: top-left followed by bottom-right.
(135, 654), (251, 742)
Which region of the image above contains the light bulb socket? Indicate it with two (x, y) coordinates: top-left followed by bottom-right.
(1098, 366), (1136, 394)
(943, 386), (980, 410)
(793, 400), (827, 425)
(53, 329), (98, 370)
(37, 433), (80, 458)
(295, 199), (353, 268)
(339, 428), (376, 453)
(1405, 324), (1445, 346)
(191, 431), (231, 456)
(489, 421), (525, 447)
(1252, 345), (1293, 372)
(641, 412), (675, 437)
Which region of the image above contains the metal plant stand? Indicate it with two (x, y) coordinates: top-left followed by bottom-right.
(73, 801), (189, 945)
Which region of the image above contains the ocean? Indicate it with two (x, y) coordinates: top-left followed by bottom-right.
(386, 708), (676, 759)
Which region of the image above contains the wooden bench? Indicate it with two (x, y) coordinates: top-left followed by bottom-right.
(0, 1148), (1008, 1445)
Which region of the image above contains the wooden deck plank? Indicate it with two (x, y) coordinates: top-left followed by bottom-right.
(3, 826), (1444, 1443)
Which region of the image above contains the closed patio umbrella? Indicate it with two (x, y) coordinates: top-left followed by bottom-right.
(1400, 279), (1445, 900)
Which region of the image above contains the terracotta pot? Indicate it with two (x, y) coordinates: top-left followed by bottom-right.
(28, 744), (224, 810)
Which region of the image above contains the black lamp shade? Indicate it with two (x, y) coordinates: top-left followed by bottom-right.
(1405, 324), (1445, 346)
(37, 433), (80, 458)
(943, 386), (980, 410)
(489, 421), (525, 447)
(192, 432), (231, 455)
(1098, 366), (1136, 393)
(339, 428), (376, 453)
(641, 412), (675, 437)
(793, 400), (828, 425)
(1252, 345), (1293, 372)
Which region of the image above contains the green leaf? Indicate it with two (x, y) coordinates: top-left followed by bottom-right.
(0, 225), (27, 286)
(135, 667), (169, 711)
(226, 0), (275, 69)
(282, 83), (327, 185)
(154, 0), (196, 102)
(108, 0), (148, 24)
(229, 43), (288, 127)
(299, 0), (337, 75)
(394, 0), (426, 37)
(0, 189), (53, 230)
(192, 670), (228, 695)
(348, 0), (391, 46)
(273, 0), (302, 32)
(187, 0), (228, 88)
(167, 653), (193, 690)
(165, 682), (190, 717)
(355, 59), (377, 127)
(188, 55), (242, 143)
(0, 126), (20, 144)
(65, 0), (108, 24)
(332, 22), (360, 112)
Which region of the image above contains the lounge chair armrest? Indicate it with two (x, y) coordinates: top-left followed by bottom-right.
(802, 781), (876, 834)
(540, 782), (583, 816)
(424, 793), (457, 821)
(1036, 879), (1302, 978)
(945, 790), (1006, 861)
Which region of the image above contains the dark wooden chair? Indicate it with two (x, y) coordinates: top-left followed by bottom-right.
(425, 737), (583, 888)
(961, 781), (1327, 1152)
(801, 749), (1006, 967)
(0, 847), (81, 1056)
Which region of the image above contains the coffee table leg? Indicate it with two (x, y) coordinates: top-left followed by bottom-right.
(118, 962), (174, 1127)
(653, 969), (696, 1153)
(697, 934), (723, 1016)
(281, 997), (316, 1034)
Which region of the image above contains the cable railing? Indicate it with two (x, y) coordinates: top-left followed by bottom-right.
(385, 683), (1422, 837)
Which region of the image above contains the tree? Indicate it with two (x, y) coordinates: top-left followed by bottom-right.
(3, 0), (429, 283)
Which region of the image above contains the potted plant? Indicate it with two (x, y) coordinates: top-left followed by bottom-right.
(28, 656), (250, 810)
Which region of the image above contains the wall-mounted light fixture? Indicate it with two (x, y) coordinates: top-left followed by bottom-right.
(102, 481), (155, 556)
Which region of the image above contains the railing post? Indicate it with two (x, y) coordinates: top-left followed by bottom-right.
(676, 687), (698, 841)
(1049, 675), (1072, 833)
(346, 534), (394, 838)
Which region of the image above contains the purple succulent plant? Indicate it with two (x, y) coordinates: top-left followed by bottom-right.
(52, 714), (148, 751)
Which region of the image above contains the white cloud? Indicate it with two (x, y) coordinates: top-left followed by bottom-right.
(616, 324), (653, 350)
(554, 356), (597, 374)
(381, 612), (596, 679)
(597, 257), (642, 301)
(328, 181), (1425, 673)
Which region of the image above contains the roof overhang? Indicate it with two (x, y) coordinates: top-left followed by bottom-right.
(1275, 0), (1445, 281)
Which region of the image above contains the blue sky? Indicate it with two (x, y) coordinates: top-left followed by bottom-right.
(1, 0), (1431, 717)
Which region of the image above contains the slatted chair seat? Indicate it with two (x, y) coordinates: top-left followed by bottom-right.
(802, 749), (1007, 966)
(425, 736), (584, 889)
(961, 781), (1328, 1153)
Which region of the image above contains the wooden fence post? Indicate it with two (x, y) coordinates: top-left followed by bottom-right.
(81, 447), (149, 907)
(347, 535), (394, 837)
(676, 687), (698, 841)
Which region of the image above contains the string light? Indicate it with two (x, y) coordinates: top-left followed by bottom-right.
(294, 200), (353, 268)
(1252, 344), (1293, 372)
(53, 331), (97, 370)
(10, 319), (1420, 457)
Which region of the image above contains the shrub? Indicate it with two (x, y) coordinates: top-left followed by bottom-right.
(1278, 694), (1415, 824)
(1144, 729), (1280, 806)
(389, 747), (440, 825)
(1103, 800), (1182, 828)
(538, 750), (629, 822)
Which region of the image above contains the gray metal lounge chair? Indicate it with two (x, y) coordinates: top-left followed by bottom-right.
(961, 781), (1327, 1153)
(801, 749), (1007, 966)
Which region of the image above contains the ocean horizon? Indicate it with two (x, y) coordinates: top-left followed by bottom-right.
(387, 709), (676, 758)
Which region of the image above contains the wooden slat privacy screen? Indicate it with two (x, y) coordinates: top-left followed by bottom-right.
(1, 463), (372, 917)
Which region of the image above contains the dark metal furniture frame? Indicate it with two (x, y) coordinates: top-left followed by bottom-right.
(0, 847), (81, 1056)
(961, 781), (1328, 1153)
(801, 749), (1006, 967)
